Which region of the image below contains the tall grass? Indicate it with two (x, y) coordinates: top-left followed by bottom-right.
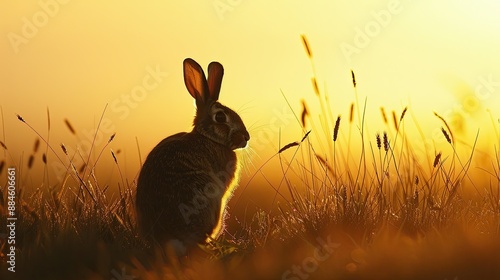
(0, 111), (144, 279)
(1, 36), (500, 279)
(227, 35), (500, 278)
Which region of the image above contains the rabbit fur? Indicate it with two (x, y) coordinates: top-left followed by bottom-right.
(136, 58), (249, 254)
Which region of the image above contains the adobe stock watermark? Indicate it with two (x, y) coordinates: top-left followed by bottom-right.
(340, 0), (403, 64)
(252, 106), (295, 152)
(475, 74), (500, 100)
(282, 236), (340, 280)
(178, 161), (235, 225)
(51, 65), (168, 181)
(213, 0), (244, 21)
(3, 168), (18, 273)
(7, 0), (72, 54)
(430, 74), (499, 144)
(110, 65), (169, 120)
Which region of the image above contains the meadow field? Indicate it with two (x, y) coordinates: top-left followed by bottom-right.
(2, 40), (500, 280)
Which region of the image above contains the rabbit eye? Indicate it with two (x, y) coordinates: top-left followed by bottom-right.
(214, 111), (227, 123)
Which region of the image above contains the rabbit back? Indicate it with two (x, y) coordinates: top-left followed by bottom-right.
(136, 131), (237, 247)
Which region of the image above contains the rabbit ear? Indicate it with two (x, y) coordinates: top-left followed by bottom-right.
(184, 58), (210, 105)
(207, 62), (224, 101)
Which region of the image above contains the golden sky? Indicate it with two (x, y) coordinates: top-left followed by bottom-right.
(1, 1), (500, 188)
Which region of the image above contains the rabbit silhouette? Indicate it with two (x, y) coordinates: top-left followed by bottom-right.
(136, 58), (249, 254)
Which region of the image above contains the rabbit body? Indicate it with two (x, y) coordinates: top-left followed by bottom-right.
(136, 58), (249, 251)
(137, 131), (237, 247)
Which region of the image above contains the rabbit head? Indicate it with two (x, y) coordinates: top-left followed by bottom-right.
(183, 58), (250, 150)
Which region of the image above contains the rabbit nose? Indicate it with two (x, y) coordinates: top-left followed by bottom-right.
(231, 131), (249, 149)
